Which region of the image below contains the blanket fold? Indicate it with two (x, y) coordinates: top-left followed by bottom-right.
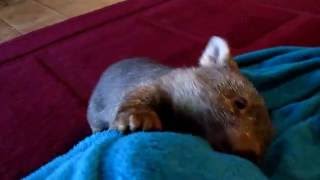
(25, 47), (320, 180)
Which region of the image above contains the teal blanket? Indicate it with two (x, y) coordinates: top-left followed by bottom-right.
(25, 47), (320, 180)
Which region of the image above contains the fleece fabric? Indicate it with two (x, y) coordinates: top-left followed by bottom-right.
(24, 46), (320, 180)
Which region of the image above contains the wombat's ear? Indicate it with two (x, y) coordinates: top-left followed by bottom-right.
(199, 36), (237, 70)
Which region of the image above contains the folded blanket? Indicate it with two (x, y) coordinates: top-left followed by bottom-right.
(24, 47), (320, 180)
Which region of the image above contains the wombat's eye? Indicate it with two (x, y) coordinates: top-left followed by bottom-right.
(233, 97), (247, 110)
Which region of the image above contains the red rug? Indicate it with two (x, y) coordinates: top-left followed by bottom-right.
(1, 0), (319, 179)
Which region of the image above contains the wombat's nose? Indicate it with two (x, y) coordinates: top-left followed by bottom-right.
(231, 134), (263, 162)
(233, 145), (263, 163)
(248, 138), (262, 156)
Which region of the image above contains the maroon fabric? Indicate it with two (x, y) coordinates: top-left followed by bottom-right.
(0, 0), (319, 179)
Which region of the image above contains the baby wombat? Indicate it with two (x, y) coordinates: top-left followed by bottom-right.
(87, 36), (273, 162)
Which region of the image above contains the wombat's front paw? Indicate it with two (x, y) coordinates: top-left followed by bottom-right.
(111, 106), (162, 132)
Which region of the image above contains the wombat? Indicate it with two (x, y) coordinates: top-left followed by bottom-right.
(87, 36), (273, 162)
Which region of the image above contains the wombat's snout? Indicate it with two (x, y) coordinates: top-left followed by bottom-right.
(226, 122), (273, 164)
(230, 134), (264, 162)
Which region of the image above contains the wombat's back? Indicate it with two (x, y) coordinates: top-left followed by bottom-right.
(87, 58), (171, 132)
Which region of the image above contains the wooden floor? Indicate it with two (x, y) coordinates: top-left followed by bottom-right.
(0, 0), (124, 43)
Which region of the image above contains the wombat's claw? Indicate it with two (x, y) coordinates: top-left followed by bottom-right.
(112, 106), (162, 132)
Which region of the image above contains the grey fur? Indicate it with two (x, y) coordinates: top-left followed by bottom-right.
(87, 58), (171, 132)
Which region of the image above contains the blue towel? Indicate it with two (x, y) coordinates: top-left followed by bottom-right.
(24, 47), (320, 180)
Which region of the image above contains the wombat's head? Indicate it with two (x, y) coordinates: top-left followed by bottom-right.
(180, 36), (273, 162)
